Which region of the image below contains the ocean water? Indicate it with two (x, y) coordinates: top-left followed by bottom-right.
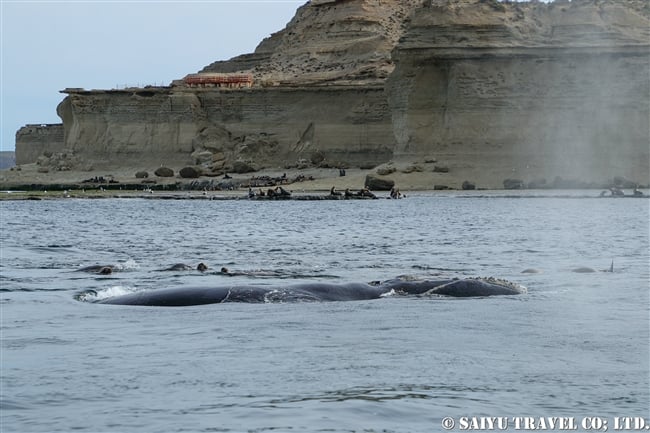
(1, 191), (648, 432)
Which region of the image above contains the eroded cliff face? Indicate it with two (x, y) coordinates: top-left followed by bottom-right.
(15, 0), (650, 185)
(201, 0), (422, 86)
(46, 0), (421, 172)
(56, 85), (393, 170)
(15, 124), (64, 165)
(387, 0), (650, 182)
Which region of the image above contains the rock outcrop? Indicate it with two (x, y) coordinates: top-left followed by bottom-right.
(15, 124), (64, 165)
(201, 0), (422, 86)
(387, 0), (650, 184)
(14, 0), (650, 186)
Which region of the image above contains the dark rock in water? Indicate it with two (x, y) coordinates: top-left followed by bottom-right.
(365, 175), (394, 191)
(155, 167), (174, 177)
(179, 166), (201, 179)
(503, 178), (524, 189)
(135, 171), (149, 179)
(462, 180), (476, 190)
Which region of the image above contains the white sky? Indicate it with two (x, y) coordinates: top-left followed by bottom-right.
(0, 0), (305, 152)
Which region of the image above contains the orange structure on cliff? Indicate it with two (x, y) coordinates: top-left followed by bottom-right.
(183, 73), (253, 88)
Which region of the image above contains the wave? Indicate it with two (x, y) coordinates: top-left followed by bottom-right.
(75, 285), (139, 302)
(114, 258), (140, 271)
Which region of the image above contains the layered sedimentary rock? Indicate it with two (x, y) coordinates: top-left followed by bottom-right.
(201, 0), (422, 86)
(56, 85), (393, 170)
(15, 0), (650, 184)
(15, 124), (64, 165)
(387, 0), (650, 182)
(42, 0), (420, 172)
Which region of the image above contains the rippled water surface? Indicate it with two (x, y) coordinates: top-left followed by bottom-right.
(1, 192), (649, 432)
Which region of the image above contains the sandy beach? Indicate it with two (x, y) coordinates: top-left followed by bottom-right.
(2, 151), (648, 201)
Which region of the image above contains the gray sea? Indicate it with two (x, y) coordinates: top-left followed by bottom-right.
(1, 191), (649, 433)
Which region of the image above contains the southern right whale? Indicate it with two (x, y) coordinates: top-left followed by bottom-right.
(95, 277), (527, 307)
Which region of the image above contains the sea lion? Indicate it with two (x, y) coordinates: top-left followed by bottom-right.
(98, 267), (113, 275)
(76, 265), (115, 274)
(162, 263), (208, 272)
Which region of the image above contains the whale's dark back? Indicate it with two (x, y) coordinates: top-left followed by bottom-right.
(98, 283), (385, 306)
(98, 286), (234, 306)
(96, 279), (526, 307)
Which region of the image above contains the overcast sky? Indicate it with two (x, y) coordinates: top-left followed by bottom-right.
(0, 1), (305, 152)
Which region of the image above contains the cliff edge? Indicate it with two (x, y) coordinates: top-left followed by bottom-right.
(9, 0), (650, 190)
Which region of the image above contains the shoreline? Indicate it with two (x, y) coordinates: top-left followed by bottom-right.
(1, 160), (647, 201)
(2, 187), (647, 201)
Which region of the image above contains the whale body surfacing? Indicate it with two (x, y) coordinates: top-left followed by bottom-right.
(95, 278), (527, 307)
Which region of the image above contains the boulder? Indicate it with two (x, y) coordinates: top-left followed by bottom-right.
(192, 150), (214, 165)
(232, 160), (257, 174)
(310, 151), (325, 165)
(461, 181), (476, 190)
(212, 152), (226, 163)
(376, 164), (396, 176)
(135, 171), (149, 179)
(179, 166), (201, 179)
(211, 159), (226, 170)
(203, 168), (224, 177)
(433, 165), (449, 173)
(401, 164), (423, 174)
(423, 156), (437, 164)
(154, 167), (174, 177)
(503, 178), (524, 189)
(295, 159), (311, 169)
(365, 175), (394, 191)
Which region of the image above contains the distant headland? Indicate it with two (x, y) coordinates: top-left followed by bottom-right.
(3, 0), (649, 192)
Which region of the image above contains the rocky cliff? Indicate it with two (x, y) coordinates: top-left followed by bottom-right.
(56, 85), (394, 171)
(387, 0), (650, 183)
(201, 0), (422, 86)
(14, 0), (650, 186)
(15, 124), (64, 165)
